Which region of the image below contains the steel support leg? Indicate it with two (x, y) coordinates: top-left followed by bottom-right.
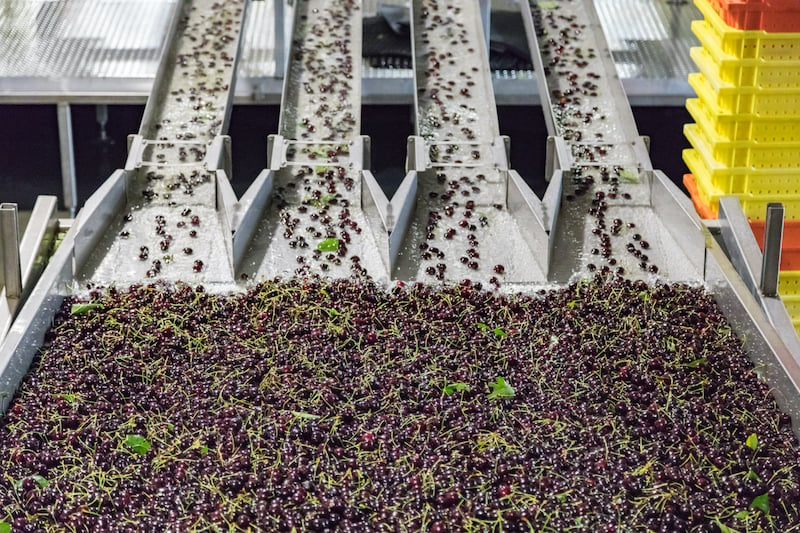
(0, 203), (22, 299)
(56, 102), (78, 217)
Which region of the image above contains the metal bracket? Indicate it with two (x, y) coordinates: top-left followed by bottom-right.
(206, 135), (233, 176)
(0, 204), (22, 300)
(761, 203), (784, 298)
(405, 135), (510, 172)
(545, 136), (571, 181)
(267, 134), (363, 172)
(125, 135), (210, 170)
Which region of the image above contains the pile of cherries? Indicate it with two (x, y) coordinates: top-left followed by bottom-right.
(1, 276), (799, 531)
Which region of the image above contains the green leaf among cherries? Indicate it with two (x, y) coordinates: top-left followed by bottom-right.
(487, 377), (515, 399)
(70, 303), (102, 315)
(750, 493), (770, 516)
(443, 382), (471, 395)
(124, 434), (151, 455)
(317, 238), (339, 252)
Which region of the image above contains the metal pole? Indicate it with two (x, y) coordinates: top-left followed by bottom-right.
(56, 102), (78, 217)
(274, 0), (286, 78)
(760, 202), (784, 298)
(0, 203), (22, 299)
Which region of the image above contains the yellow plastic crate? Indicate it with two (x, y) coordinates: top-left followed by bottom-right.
(689, 72), (800, 117)
(686, 98), (800, 143)
(683, 147), (800, 220)
(694, 0), (800, 61)
(685, 122), (800, 169)
(690, 38), (800, 89)
(779, 271), (800, 334)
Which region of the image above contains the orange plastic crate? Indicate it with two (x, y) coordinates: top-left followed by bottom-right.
(707, 0), (800, 32)
(684, 174), (718, 219)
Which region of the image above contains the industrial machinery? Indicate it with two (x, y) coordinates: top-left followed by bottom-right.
(1, 0), (800, 529)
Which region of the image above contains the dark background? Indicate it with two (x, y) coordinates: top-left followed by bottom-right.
(0, 104), (691, 211)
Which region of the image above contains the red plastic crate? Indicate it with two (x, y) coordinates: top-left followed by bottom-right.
(708, 0), (800, 32)
(750, 220), (800, 270)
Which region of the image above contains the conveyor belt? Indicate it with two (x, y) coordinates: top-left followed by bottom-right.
(388, 0), (547, 286)
(521, 0), (700, 283)
(234, 0), (390, 282)
(75, 0), (247, 287)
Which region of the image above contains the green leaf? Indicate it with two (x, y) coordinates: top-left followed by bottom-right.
(487, 377), (515, 399)
(124, 434), (151, 455)
(538, 0), (558, 9)
(317, 238), (339, 252)
(745, 470), (761, 482)
(493, 327), (507, 338)
(619, 169), (639, 183)
(325, 308), (340, 317)
(567, 300), (579, 308)
(714, 518), (740, 533)
(59, 393), (78, 404)
(443, 382), (471, 395)
(200, 445), (209, 455)
(0, 521), (10, 533)
(321, 194), (336, 205)
(32, 475), (48, 489)
(734, 511), (751, 520)
(70, 302), (102, 315)
(291, 411), (320, 420)
(664, 337), (677, 352)
(746, 433), (758, 451)
(476, 322), (490, 331)
(685, 358), (708, 369)
(750, 493), (770, 515)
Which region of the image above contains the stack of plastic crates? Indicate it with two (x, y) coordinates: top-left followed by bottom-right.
(682, 0), (800, 333)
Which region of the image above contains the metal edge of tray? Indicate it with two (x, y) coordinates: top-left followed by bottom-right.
(651, 169), (706, 276)
(408, 0), (421, 137)
(706, 242), (800, 440)
(464, 0), (501, 139)
(275, 2), (305, 137)
(219, 2), (253, 136)
(519, 0), (557, 136)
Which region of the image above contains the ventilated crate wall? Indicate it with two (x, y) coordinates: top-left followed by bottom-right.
(683, 0), (800, 222)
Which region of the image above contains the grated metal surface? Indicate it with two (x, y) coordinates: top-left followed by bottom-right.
(596, 0), (700, 80)
(0, 0), (175, 78)
(0, 0), (697, 89)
